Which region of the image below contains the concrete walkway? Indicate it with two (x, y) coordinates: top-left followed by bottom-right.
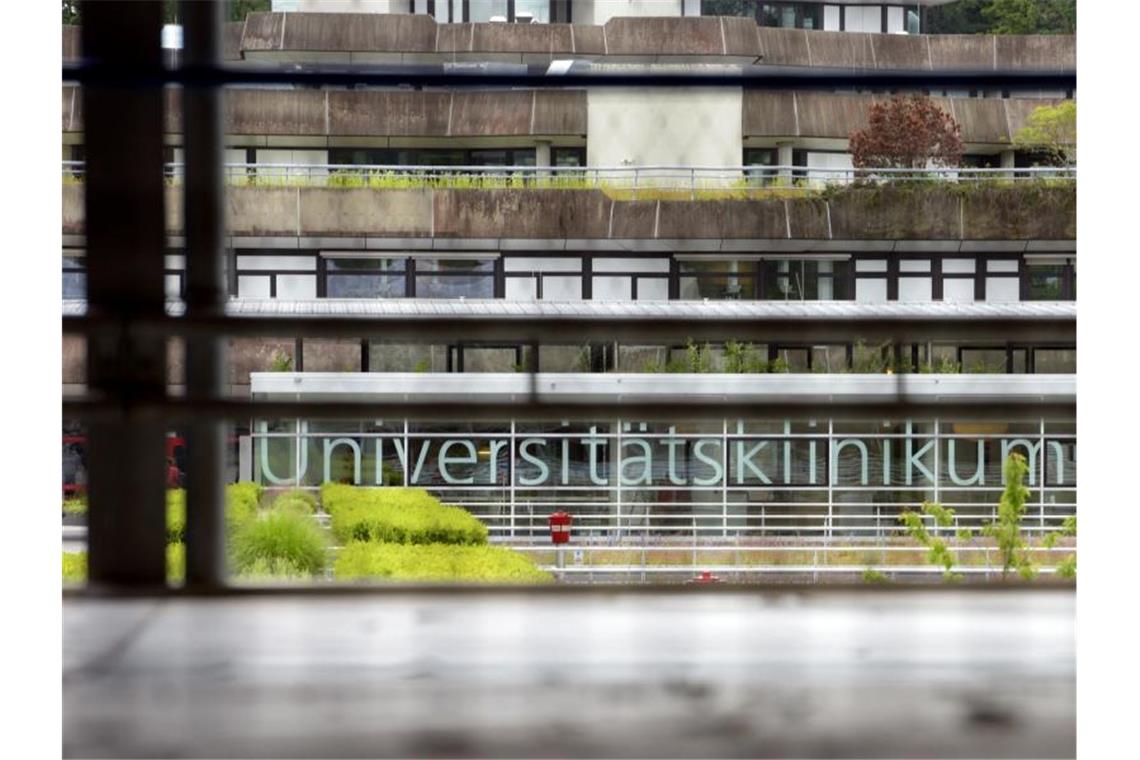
(64, 587), (1074, 758)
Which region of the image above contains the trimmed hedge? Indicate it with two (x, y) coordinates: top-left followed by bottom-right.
(321, 484), (488, 546)
(63, 498), (87, 516)
(62, 552), (85, 583)
(230, 508), (328, 577)
(166, 483), (263, 544)
(335, 542), (551, 583)
(62, 545), (185, 584)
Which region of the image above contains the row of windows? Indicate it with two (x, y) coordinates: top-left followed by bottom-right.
(702, 2), (921, 34)
(253, 338), (1076, 375)
(62, 253), (1076, 303)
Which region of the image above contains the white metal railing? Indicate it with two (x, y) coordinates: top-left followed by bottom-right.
(62, 161), (1077, 196)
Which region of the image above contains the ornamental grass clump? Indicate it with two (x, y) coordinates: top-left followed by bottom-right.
(271, 489), (318, 515)
(335, 542), (551, 583)
(229, 508), (328, 577)
(321, 484), (488, 546)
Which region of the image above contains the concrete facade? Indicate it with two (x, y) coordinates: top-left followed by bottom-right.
(587, 87), (742, 169)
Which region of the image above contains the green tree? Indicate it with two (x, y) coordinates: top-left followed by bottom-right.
(982, 453), (1037, 580)
(1013, 101), (1076, 166)
(983, 0), (1076, 34)
(1042, 515), (1076, 579)
(922, 0), (1076, 35)
(923, 0), (991, 34)
(899, 501), (973, 581)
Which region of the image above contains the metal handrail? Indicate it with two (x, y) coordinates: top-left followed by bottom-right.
(62, 160), (1077, 195)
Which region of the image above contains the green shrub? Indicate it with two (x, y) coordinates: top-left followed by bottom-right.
(230, 509), (328, 577)
(63, 497), (87, 516)
(166, 483), (263, 544)
(62, 546), (185, 584)
(168, 543), (184, 583)
(166, 489), (186, 543)
(321, 484), (488, 546)
(225, 483), (262, 533)
(335, 542), (551, 583)
(63, 552), (86, 583)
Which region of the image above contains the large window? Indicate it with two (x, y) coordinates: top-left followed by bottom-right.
(329, 147), (538, 169)
(591, 258), (671, 302)
(325, 257), (407, 299)
(414, 258), (496, 299)
(1025, 259), (1076, 301)
(63, 252), (85, 299)
(680, 259), (760, 300)
(763, 260), (851, 301)
(504, 257), (583, 301)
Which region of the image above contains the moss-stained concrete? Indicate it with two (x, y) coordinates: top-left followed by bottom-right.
(64, 183), (1076, 242)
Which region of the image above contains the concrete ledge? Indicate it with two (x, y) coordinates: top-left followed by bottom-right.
(62, 85), (1060, 147)
(62, 17), (1074, 70)
(64, 86), (588, 139)
(228, 14), (1072, 70)
(743, 91), (1065, 144)
(64, 185), (1076, 242)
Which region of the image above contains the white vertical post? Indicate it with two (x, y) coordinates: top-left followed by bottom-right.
(722, 417), (729, 539)
(509, 419), (516, 539)
(1039, 416), (1047, 532)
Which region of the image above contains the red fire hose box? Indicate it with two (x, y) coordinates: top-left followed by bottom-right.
(548, 511), (572, 544)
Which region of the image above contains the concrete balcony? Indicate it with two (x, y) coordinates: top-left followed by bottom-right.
(61, 182), (1077, 248)
(63, 15), (1075, 69)
(61, 84), (1062, 151)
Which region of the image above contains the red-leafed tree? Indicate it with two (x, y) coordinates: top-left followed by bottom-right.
(849, 95), (964, 170)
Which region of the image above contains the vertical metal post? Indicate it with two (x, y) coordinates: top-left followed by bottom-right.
(82, 0), (169, 587)
(182, 0), (228, 588)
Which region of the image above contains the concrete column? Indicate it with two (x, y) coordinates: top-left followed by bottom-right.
(536, 140), (552, 180)
(82, 1), (169, 587)
(1001, 149), (1016, 179)
(777, 142), (794, 185)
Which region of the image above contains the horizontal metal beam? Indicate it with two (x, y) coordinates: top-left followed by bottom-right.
(62, 397), (1075, 423)
(61, 313), (1076, 344)
(61, 63), (1077, 92)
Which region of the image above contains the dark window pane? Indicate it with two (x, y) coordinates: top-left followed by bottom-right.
(1027, 265), (1065, 300)
(1035, 349), (1076, 373)
(327, 274), (405, 298)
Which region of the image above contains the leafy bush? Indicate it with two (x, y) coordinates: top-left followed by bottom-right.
(166, 483), (263, 544)
(335, 542), (551, 583)
(230, 508), (328, 577)
(321, 484), (488, 546)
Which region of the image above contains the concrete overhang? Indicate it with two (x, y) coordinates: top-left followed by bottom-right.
(249, 371), (1076, 406)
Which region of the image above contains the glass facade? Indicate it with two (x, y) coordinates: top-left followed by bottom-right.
(247, 417), (1076, 540)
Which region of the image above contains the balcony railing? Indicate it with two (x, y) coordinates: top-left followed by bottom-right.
(62, 161), (1077, 198)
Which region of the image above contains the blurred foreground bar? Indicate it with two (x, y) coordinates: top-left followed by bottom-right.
(64, 587), (1074, 759)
